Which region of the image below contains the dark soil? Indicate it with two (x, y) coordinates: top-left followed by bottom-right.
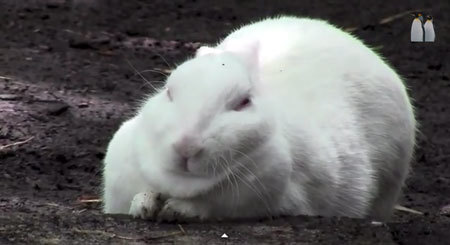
(1, 0), (449, 244)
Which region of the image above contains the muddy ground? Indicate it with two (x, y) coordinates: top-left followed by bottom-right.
(0, 0), (449, 244)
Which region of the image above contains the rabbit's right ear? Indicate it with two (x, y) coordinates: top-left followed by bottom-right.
(196, 46), (222, 57)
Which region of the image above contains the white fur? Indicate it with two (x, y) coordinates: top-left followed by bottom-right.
(102, 16), (416, 221)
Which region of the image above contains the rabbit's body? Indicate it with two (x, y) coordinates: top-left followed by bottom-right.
(102, 16), (416, 221)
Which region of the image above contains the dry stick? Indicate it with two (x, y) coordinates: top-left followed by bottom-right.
(344, 8), (430, 32)
(147, 231), (185, 240)
(0, 75), (12, 80)
(146, 224), (186, 240)
(0, 136), (34, 151)
(78, 199), (102, 204)
(394, 205), (424, 215)
(46, 202), (60, 207)
(125, 59), (158, 92)
(75, 208), (87, 214)
(344, 26), (359, 32)
(153, 67), (173, 75)
(378, 9), (428, 25)
(177, 224), (186, 234)
(74, 227), (185, 240)
(72, 228), (139, 241)
(150, 51), (174, 70)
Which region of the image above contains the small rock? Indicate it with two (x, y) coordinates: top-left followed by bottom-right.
(54, 154), (68, 163)
(77, 102), (89, 108)
(46, 0), (64, 7)
(92, 36), (110, 45)
(69, 38), (95, 50)
(29, 113), (49, 122)
(46, 102), (69, 116)
(95, 151), (105, 159)
(33, 183), (41, 190)
(427, 63), (442, 71)
(0, 94), (21, 101)
(25, 177), (41, 190)
(440, 204), (450, 216)
(125, 28), (140, 36)
(38, 45), (52, 51)
(370, 221), (384, 226)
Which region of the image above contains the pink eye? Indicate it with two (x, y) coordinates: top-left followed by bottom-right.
(234, 97), (251, 111)
(167, 88), (173, 101)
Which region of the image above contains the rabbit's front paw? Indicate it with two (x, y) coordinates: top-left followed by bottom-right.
(157, 199), (199, 222)
(129, 191), (162, 219)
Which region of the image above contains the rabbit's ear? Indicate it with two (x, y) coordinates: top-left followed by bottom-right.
(225, 39), (260, 79)
(196, 46), (223, 57)
(238, 40), (260, 73)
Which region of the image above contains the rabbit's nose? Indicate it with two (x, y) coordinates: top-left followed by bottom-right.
(172, 135), (203, 159)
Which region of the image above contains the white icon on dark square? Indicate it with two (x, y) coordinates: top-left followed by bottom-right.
(411, 13), (435, 42)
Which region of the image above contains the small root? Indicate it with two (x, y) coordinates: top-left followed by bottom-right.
(72, 228), (139, 240)
(78, 199), (102, 204)
(0, 137), (34, 151)
(0, 75), (12, 80)
(379, 9), (428, 25)
(147, 231), (185, 240)
(344, 8), (430, 32)
(178, 224), (186, 234)
(152, 67), (173, 74)
(394, 205), (424, 215)
(77, 195), (102, 204)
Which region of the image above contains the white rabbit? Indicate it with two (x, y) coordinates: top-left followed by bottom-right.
(102, 16), (416, 222)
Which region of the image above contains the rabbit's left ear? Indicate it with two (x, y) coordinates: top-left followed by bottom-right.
(225, 39), (260, 78)
(196, 46), (223, 57)
(196, 40), (261, 81)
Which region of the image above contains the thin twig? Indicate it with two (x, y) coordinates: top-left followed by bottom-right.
(177, 224), (186, 234)
(379, 9), (428, 25)
(344, 27), (358, 32)
(115, 235), (138, 240)
(153, 67), (173, 75)
(150, 51), (174, 69)
(46, 202), (60, 207)
(147, 231), (185, 240)
(78, 199), (102, 204)
(394, 205), (424, 215)
(74, 208), (87, 214)
(125, 59), (158, 91)
(0, 137), (34, 151)
(344, 8), (430, 32)
(97, 50), (116, 56)
(72, 228), (139, 240)
(0, 75), (12, 80)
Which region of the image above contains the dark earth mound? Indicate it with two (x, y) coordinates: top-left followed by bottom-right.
(0, 0), (449, 244)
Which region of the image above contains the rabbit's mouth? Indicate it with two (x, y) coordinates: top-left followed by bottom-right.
(168, 153), (241, 180)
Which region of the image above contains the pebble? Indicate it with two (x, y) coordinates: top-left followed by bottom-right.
(0, 94), (21, 100)
(439, 204), (450, 216)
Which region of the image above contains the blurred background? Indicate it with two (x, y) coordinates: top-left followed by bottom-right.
(0, 0), (449, 243)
